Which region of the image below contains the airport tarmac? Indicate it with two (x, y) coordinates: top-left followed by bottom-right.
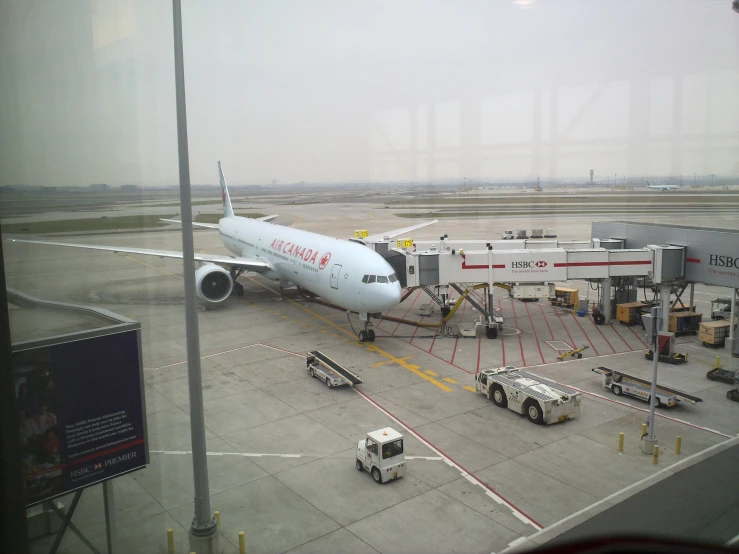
(5, 200), (739, 554)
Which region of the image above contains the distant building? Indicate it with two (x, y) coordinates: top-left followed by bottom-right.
(121, 184), (138, 192)
(41, 186), (57, 192)
(89, 183), (109, 191)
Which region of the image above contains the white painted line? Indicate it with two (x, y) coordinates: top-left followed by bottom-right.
(406, 456), (444, 461)
(145, 342), (306, 371)
(355, 388), (543, 530)
(726, 532), (739, 546)
(151, 450), (306, 458)
(507, 537), (528, 548)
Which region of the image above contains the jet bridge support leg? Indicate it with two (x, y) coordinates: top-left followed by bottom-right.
(602, 278), (612, 322)
(660, 284), (671, 332)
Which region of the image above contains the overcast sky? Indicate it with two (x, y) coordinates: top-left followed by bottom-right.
(0, 0), (737, 186)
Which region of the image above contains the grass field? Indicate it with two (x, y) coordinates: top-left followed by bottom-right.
(0, 214), (177, 234)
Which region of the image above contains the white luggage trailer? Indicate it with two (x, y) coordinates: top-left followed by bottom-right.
(356, 427), (406, 484)
(475, 366), (581, 424)
(591, 367), (702, 408)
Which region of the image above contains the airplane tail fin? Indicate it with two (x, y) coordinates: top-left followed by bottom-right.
(218, 161), (235, 218)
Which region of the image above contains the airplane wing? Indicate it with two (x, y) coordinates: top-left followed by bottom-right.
(161, 215), (278, 227)
(7, 238), (273, 272)
(364, 219), (438, 242)
(160, 218), (219, 229)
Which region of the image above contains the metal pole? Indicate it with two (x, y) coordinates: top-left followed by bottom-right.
(103, 480), (117, 554)
(171, 0), (218, 543)
(689, 282), (694, 313)
(730, 288), (736, 343)
(647, 306), (660, 439)
(660, 284), (670, 332)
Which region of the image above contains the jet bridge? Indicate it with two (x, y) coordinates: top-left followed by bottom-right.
(384, 243), (686, 338)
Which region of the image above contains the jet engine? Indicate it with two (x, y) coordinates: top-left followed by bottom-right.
(195, 264), (233, 303)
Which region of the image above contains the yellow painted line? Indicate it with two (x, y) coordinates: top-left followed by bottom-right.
(443, 378), (457, 384)
(289, 300), (452, 392)
(372, 356), (412, 367)
(463, 386), (477, 392)
(291, 215), (303, 226)
(125, 255), (182, 279)
(425, 370), (438, 376)
(368, 212), (375, 219)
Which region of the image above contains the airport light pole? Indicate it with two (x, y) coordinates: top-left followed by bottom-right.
(642, 305), (661, 454)
(171, 0), (219, 550)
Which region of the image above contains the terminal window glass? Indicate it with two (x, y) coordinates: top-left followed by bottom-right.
(382, 439), (403, 459)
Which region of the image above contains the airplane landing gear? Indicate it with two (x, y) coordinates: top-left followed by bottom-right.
(229, 268), (246, 296)
(358, 313), (376, 343)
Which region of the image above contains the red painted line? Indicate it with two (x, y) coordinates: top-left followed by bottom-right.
(554, 260), (652, 267)
(409, 314), (424, 344)
(553, 307), (577, 353)
(392, 289), (422, 335)
(686, 257), (700, 264)
(509, 298), (527, 367)
(569, 312), (600, 356)
(450, 299), (467, 365)
(525, 302), (546, 365)
(587, 314), (618, 354)
(355, 388), (543, 529)
(609, 321), (634, 351)
(627, 323), (649, 348)
(538, 303), (555, 341)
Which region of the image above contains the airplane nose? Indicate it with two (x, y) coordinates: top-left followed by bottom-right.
(381, 282), (402, 310)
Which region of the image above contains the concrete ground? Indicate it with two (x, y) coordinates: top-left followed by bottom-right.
(5, 199), (739, 554)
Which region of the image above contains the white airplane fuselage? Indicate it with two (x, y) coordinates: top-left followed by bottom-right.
(218, 216), (401, 313)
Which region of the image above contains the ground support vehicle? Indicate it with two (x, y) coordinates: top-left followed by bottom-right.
(711, 297), (733, 320)
(306, 350), (363, 388)
(475, 366), (580, 424)
(557, 345), (589, 361)
(501, 230), (515, 240)
(356, 428), (405, 484)
(644, 349), (687, 365)
(706, 368), (736, 384)
(592, 367), (701, 408)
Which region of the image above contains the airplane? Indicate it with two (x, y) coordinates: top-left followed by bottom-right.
(9, 162), (438, 342)
(646, 181), (680, 191)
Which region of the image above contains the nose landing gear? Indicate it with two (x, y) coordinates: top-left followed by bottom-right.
(358, 312), (376, 342)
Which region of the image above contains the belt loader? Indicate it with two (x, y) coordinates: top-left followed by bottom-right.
(591, 367), (702, 408)
(306, 351), (363, 388)
(475, 366), (581, 424)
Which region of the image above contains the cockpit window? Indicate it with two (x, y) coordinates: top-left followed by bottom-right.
(362, 275), (369, 283)
(367, 275), (376, 283)
(377, 276), (388, 283)
(389, 274), (398, 283)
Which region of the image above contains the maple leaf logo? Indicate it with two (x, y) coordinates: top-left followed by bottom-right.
(319, 253), (331, 270)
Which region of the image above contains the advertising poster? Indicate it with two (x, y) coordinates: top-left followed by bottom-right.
(13, 329), (148, 506)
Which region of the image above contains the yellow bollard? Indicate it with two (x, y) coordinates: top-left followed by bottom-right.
(167, 529), (175, 554)
(618, 432), (624, 452)
(653, 445), (659, 464)
(716, 355), (721, 369)
(214, 510), (221, 527)
(676, 436), (682, 455)
(641, 423), (647, 437)
(239, 531), (247, 554)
